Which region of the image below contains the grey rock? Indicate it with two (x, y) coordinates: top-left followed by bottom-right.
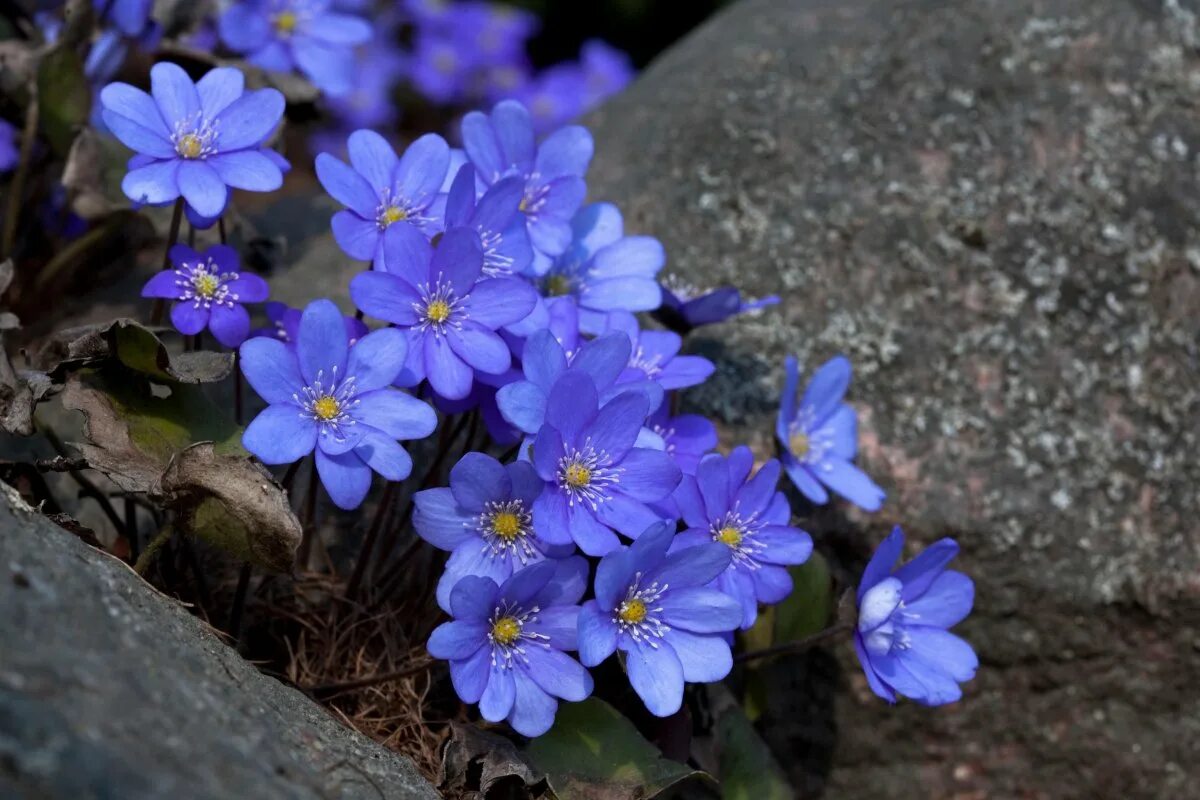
(584, 0), (1200, 797)
(0, 484), (438, 800)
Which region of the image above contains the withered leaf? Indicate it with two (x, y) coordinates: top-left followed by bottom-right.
(40, 319), (233, 384)
(440, 722), (545, 797)
(159, 444), (300, 573)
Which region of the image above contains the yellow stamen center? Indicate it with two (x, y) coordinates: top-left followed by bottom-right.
(177, 134), (203, 159)
(313, 396), (340, 420)
(491, 616), (521, 646)
(273, 11), (298, 34)
(544, 274), (571, 297)
(564, 463), (591, 488)
(789, 431), (810, 459)
(618, 599), (647, 625)
(426, 299), (451, 323)
(192, 272), (220, 298)
(717, 526), (743, 548)
(491, 512), (521, 541)
(382, 206), (407, 225)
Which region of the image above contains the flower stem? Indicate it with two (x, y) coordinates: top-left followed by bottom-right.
(227, 561), (252, 643)
(234, 350), (243, 425)
(295, 455), (319, 568)
(133, 525), (174, 576)
(343, 480), (396, 602)
(733, 622), (853, 664)
(150, 198), (185, 325)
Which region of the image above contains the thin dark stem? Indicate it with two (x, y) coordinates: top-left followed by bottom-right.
(187, 219), (195, 247)
(34, 456), (87, 472)
(124, 496), (138, 564)
(344, 481), (396, 601)
(227, 561), (252, 642)
(280, 459), (302, 494)
(218, 215), (227, 244)
(150, 198), (185, 325)
(301, 660), (434, 696)
(181, 535), (213, 616)
(296, 456), (318, 568)
(42, 429), (127, 539)
(498, 441), (522, 463)
(1, 94), (37, 259)
(734, 623), (853, 664)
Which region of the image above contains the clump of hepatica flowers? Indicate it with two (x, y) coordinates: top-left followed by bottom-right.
(778, 354), (887, 511)
(854, 527), (977, 706)
(673, 447), (814, 629)
(141, 244), (268, 347)
(100, 63), (286, 218)
(427, 561), (592, 737)
(239, 299), (437, 509)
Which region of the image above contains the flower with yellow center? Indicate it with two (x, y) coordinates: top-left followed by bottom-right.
(543, 274), (572, 297)
(176, 133), (204, 159)
(789, 430), (810, 459)
(618, 598), (647, 625)
(717, 526), (743, 548)
(192, 272), (220, 299)
(490, 616), (522, 646)
(312, 396), (340, 420)
(426, 299), (451, 324)
(381, 206), (407, 226)
(273, 11), (298, 35)
(564, 463), (591, 488)
(490, 511), (521, 542)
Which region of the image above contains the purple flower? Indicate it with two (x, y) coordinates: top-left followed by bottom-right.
(95, 0), (153, 37)
(408, 32), (473, 104)
(316, 129), (450, 271)
(854, 527), (977, 706)
(579, 40), (634, 109)
(658, 278), (780, 334)
(427, 561), (593, 738)
(542, 203), (664, 332)
(239, 299), (438, 509)
(672, 448), (813, 629)
(647, 406), (717, 475)
(461, 100), (592, 264)
(530, 371), (680, 556)
(449, 2), (539, 66)
(444, 164), (533, 279)
(100, 63), (286, 218)
(0, 119), (17, 174)
(141, 244), (269, 347)
(496, 328), (662, 438)
(218, 0), (372, 96)
(510, 65), (588, 135)
(252, 300), (367, 350)
(350, 227), (538, 400)
(577, 521), (742, 717)
(777, 355), (885, 512)
(415, 452), (575, 612)
(322, 37), (407, 131)
(601, 312), (715, 392)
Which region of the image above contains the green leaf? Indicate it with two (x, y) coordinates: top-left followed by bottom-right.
(708, 685), (792, 800)
(525, 698), (710, 800)
(37, 45), (92, 155)
(773, 552), (832, 644)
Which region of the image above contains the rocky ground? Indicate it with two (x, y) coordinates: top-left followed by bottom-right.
(583, 0), (1200, 796)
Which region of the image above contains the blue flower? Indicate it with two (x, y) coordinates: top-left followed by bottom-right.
(316, 129), (450, 271)
(444, 164), (534, 279)
(100, 63), (286, 218)
(659, 279), (780, 334)
(461, 100), (592, 264)
(777, 355), (886, 511)
(96, 0), (153, 37)
(542, 203), (664, 333)
(601, 312), (715, 392)
(427, 561), (593, 738)
(577, 521), (742, 717)
(415, 452), (574, 612)
(854, 526), (977, 706)
(496, 328), (662, 438)
(218, 0), (372, 96)
(672, 448), (813, 629)
(239, 299), (438, 509)
(0, 119), (17, 174)
(141, 244), (269, 348)
(252, 300), (367, 351)
(510, 65), (588, 136)
(578, 40), (634, 109)
(408, 32), (473, 105)
(350, 227), (538, 400)
(530, 371), (680, 556)
(647, 406), (717, 475)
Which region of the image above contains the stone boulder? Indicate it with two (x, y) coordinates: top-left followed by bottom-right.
(0, 484), (437, 800)
(585, 0), (1200, 797)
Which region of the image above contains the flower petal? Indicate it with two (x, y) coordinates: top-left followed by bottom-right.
(450, 575), (501, 621)
(645, 542), (732, 590)
(413, 487), (475, 551)
(427, 620), (488, 660)
(508, 672), (557, 737)
(658, 587), (743, 633)
(447, 321), (511, 374)
(177, 161), (227, 218)
(209, 303), (251, 348)
(315, 153), (379, 218)
(894, 538), (960, 601)
(449, 644), (491, 703)
(624, 639), (684, 717)
(347, 328), (408, 391)
(354, 431), (413, 481)
(815, 458), (886, 512)
(479, 666), (516, 721)
(196, 67), (245, 119)
(315, 448), (372, 510)
(242, 404), (316, 464)
(462, 277), (538, 328)
(99, 82), (168, 139)
(664, 629), (732, 683)
(450, 452), (511, 512)
(424, 334), (474, 400)
(902, 571), (974, 628)
(239, 337), (303, 403)
(577, 599), (618, 666)
(347, 128), (398, 192)
(535, 125), (593, 180)
(207, 149), (283, 192)
(522, 648), (592, 701)
(297, 299), (350, 384)
(800, 355), (852, 429)
(395, 133), (451, 207)
(122, 159), (181, 206)
(331, 210), (379, 260)
(150, 62), (200, 127)
(353, 389), (437, 440)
